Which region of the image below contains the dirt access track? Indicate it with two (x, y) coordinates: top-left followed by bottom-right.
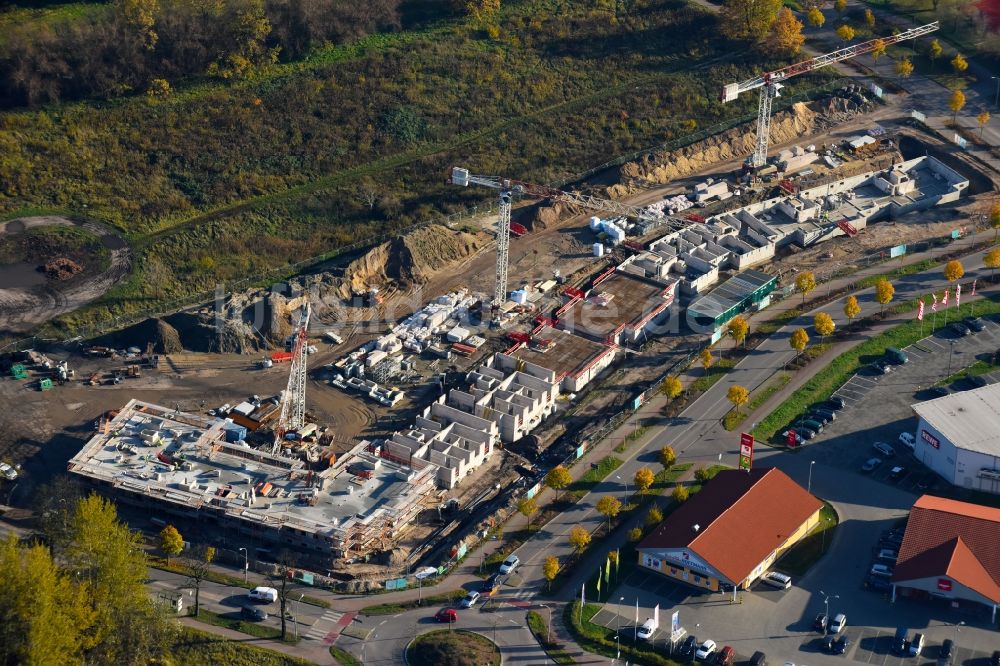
(0, 216), (131, 337)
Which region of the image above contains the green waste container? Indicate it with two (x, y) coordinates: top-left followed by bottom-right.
(10, 364), (27, 379)
(39, 378), (53, 391)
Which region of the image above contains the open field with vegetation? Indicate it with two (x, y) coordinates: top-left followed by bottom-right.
(169, 627), (315, 666)
(0, 0), (837, 336)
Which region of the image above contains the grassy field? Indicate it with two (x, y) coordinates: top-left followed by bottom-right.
(724, 372), (791, 431)
(0, 0), (839, 336)
(754, 294), (1000, 442)
(527, 610), (576, 665)
(0, 224), (109, 270)
(168, 627), (314, 666)
(329, 645), (363, 666)
(359, 588), (467, 615)
(407, 629), (499, 666)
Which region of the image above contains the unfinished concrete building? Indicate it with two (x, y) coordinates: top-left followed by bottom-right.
(557, 270), (677, 345)
(508, 325), (619, 393)
(68, 400), (437, 561)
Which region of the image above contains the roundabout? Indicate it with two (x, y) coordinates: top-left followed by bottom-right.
(406, 629), (500, 666)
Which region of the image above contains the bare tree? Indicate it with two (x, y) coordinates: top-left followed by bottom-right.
(272, 551), (298, 640)
(185, 545), (216, 617)
(357, 176), (379, 211)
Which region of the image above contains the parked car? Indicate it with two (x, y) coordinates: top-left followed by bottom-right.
(872, 442), (894, 457)
(927, 386), (950, 398)
(811, 408), (837, 422)
(435, 608), (458, 623)
(964, 316), (985, 332)
(886, 347), (909, 364)
(967, 374), (989, 389)
(870, 563), (894, 578)
(482, 573), (504, 593)
(917, 473), (938, 491)
(908, 633), (925, 656)
(822, 636), (835, 653)
(951, 321), (971, 337)
(715, 645), (735, 666)
(749, 651), (767, 666)
(829, 613), (847, 634)
(990, 650), (1000, 666)
(828, 396), (847, 410)
(888, 466), (908, 483)
(892, 627), (909, 654)
(866, 575), (892, 592)
(637, 618), (657, 640)
(792, 427), (815, 441)
(695, 639), (717, 661)
(898, 432), (915, 450)
(813, 614), (829, 633)
(939, 638), (955, 665)
(800, 419), (825, 434)
(460, 591), (481, 608)
(862, 457), (883, 472)
(872, 360), (893, 374)
(248, 586), (278, 603)
(678, 635), (698, 660)
(499, 555), (520, 575)
(241, 605), (268, 621)
(782, 430), (805, 445)
(807, 411), (831, 425)
(877, 548), (899, 563)
(833, 635), (849, 655)
(761, 571), (792, 589)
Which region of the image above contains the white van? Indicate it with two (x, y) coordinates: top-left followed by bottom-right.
(248, 586), (278, 603)
(761, 571), (792, 589)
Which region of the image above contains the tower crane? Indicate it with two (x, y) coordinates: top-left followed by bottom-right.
(272, 303), (310, 454)
(448, 167), (690, 318)
(721, 21), (938, 170)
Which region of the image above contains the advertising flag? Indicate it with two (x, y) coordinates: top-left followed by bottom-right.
(581, 582), (585, 607)
(956, 284), (962, 308)
(614, 548), (620, 582)
(972, 279), (977, 296)
(605, 556), (611, 586)
(932, 293), (938, 312)
(596, 567), (601, 597)
(917, 300), (924, 321)
(942, 289), (949, 307)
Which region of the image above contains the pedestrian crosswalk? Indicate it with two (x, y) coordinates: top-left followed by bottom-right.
(304, 609), (345, 641)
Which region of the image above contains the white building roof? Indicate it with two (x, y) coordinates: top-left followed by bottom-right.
(913, 383), (1000, 456)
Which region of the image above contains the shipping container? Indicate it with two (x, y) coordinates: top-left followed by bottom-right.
(270, 351), (294, 363)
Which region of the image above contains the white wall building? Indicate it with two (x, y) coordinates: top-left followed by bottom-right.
(911, 384), (1000, 494)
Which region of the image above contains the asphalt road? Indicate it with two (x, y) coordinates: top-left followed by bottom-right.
(506, 245), (995, 603)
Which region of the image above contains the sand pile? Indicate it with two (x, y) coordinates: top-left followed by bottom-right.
(336, 223), (485, 299)
(611, 90), (874, 196)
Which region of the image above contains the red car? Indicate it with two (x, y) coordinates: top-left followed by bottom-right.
(716, 646), (735, 666)
(435, 608), (458, 623)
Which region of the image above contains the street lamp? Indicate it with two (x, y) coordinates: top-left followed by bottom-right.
(948, 340), (956, 374)
(238, 547), (248, 584)
(808, 460), (816, 495)
(819, 590), (839, 631)
(539, 603), (551, 643)
(293, 593), (304, 640)
(615, 474), (629, 503)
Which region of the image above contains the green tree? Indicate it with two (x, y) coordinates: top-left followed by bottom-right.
(159, 524), (184, 564)
(951, 53), (968, 74)
(186, 545), (216, 617)
(948, 90), (965, 122)
(628, 527), (644, 542)
(0, 536), (93, 666)
(871, 38), (887, 64)
(660, 376), (683, 400)
(672, 485), (689, 503)
(694, 467), (712, 483)
(727, 384), (750, 416)
(984, 247), (1000, 281)
(518, 496), (539, 529)
(634, 467), (655, 494)
(795, 271), (817, 303)
(768, 8), (805, 54)
(464, 0), (501, 23)
(790, 327), (809, 355)
(844, 295), (861, 325)
(864, 8), (875, 27)
(836, 23), (855, 43)
(727, 315), (750, 348)
(834, 0), (846, 13)
(978, 111), (991, 138)
(875, 278), (895, 314)
(596, 495), (623, 531)
(807, 7), (825, 27)
(569, 526), (591, 552)
(658, 445), (677, 469)
(721, 0), (783, 41)
(647, 505), (664, 525)
(542, 556), (560, 590)
(991, 202), (1000, 241)
(814, 312), (835, 342)
(929, 38), (942, 69)
(700, 348), (714, 372)
(896, 57), (914, 80)
(67, 494), (168, 665)
(545, 465), (572, 501)
(116, 0), (160, 50)
(943, 259), (965, 283)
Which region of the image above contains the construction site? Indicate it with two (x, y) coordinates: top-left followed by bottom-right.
(2, 20), (998, 581)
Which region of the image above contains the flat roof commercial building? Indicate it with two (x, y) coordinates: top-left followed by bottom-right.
(891, 495), (1000, 621)
(636, 467), (822, 594)
(911, 384), (1000, 494)
(557, 271), (676, 346)
(687, 269), (777, 333)
(68, 400), (438, 561)
(509, 327), (619, 393)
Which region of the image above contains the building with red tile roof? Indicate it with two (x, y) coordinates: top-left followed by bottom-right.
(891, 495), (1000, 621)
(636, 467), (823, 592)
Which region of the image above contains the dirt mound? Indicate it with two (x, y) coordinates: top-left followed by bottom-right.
(41, 257), (83, 280)
(154, 319), (183, 354)
(613, 90), (874, 194)
(92, 312), (261, 354)
(337, 223), (485, 299)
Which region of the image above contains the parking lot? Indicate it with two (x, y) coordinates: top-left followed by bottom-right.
(806, 313), (1000, 491)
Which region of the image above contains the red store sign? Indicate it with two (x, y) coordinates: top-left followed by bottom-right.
(937, 579), (953, 592)
(921, 430), (940, 449)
